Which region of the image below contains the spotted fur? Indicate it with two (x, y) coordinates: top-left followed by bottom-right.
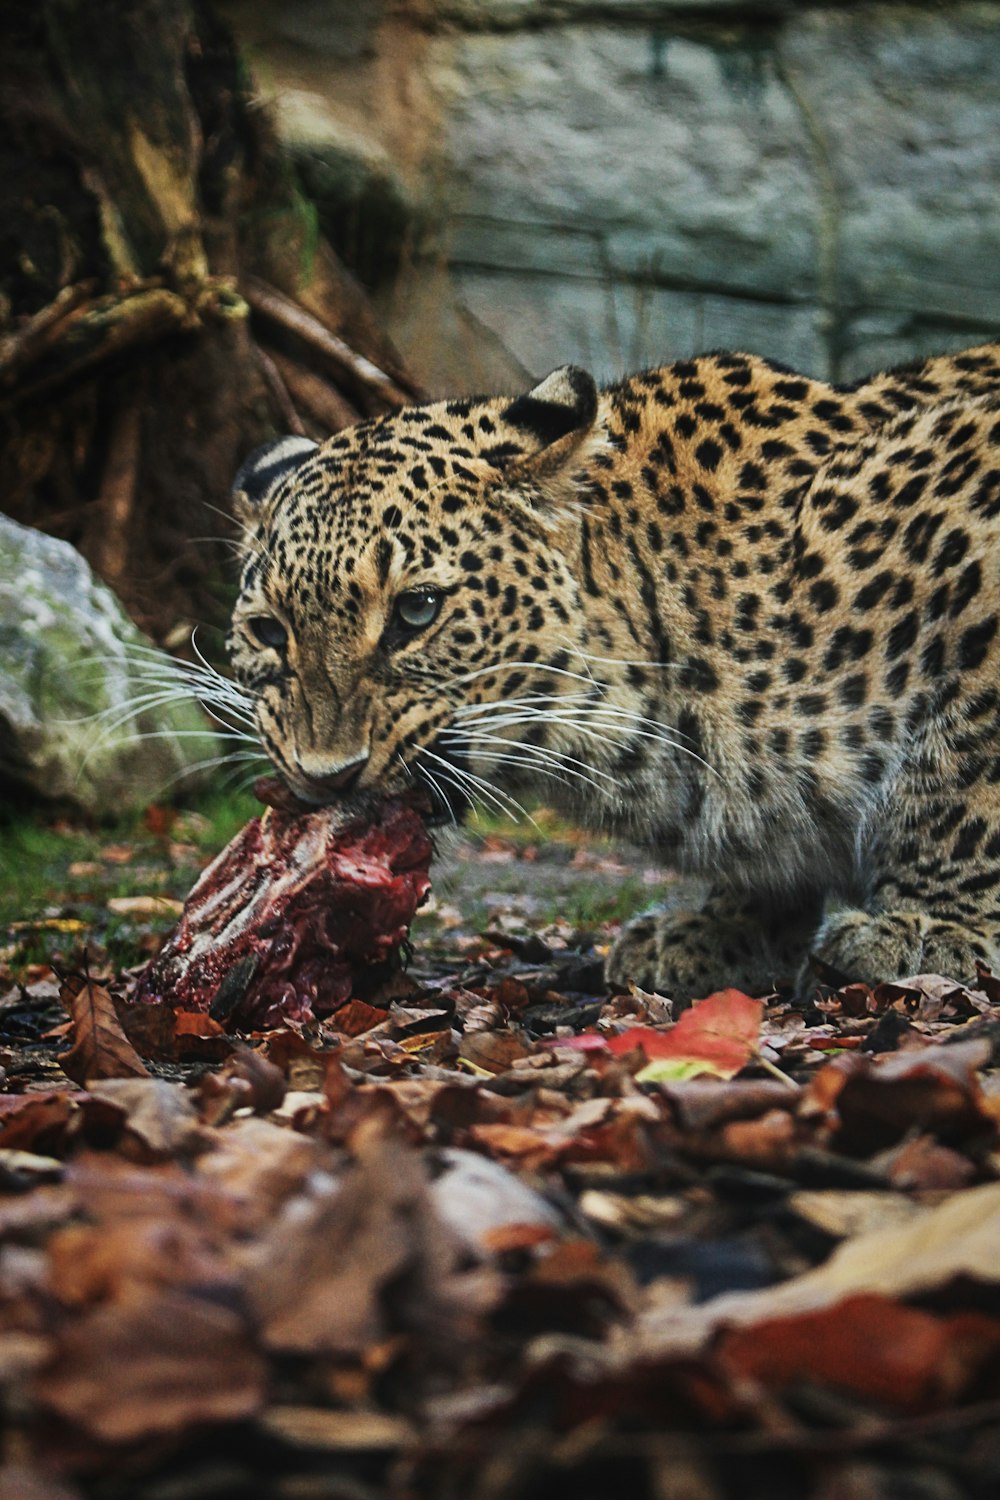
(228, 343), (1000, 999)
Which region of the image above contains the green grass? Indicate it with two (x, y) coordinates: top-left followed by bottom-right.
(0, 781), (258, 974)
(1, 783), (658, 976)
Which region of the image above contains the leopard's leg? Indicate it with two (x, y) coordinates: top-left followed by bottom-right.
(606, 886), (821, 1003)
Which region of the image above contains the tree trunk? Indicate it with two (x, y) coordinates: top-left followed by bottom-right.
(0, 0), (420, 645)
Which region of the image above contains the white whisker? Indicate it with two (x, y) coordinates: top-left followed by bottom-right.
(418, 745), (537, 828)
(453, 693), (716, 775)
(444, 727), (621, 796)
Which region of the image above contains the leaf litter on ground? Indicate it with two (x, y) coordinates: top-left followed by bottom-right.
(0, 810), (999, 1497)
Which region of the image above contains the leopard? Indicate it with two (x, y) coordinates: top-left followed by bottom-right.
(227, 339), (1000, 1003)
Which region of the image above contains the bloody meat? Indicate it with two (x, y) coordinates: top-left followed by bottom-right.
(135, 786), (433, 1028)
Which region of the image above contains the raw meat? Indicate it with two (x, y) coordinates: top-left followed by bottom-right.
(136, 786), (432, 1028)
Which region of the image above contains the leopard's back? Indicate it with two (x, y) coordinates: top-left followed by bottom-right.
(227, 339), (1000, 991)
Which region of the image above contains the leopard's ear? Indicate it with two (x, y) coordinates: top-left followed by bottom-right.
(231, 436), (318, 545)
(500, 366), (600, 489)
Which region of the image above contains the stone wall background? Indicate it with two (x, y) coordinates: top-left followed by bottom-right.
(222, 0), (1000, 395)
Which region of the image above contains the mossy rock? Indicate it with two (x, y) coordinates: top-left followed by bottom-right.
(0, 516), (222, 817)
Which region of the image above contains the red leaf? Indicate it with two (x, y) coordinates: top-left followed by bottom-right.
(718, 1294), (1000, 1412)
(606, 990), (764, 1079)
(556, 1032), (613, 1052)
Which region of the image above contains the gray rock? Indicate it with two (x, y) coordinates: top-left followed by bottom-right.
(0, 516), (222, 818)
(225, 0), (1000, 389)
(781, 6), (1000, 331)
(452, 267), (828, 384)
(434, 27), (819, 301)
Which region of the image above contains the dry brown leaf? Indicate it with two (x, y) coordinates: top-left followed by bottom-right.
(198, 1046), (286, 1125)
(35, 1289), (265, 1442)
(116, 998), (178, 1061)
(106, 895), (183, 918)
(661, 1078), (801, 1131)
(875, 1133), (979, 1192)
(59, 975), (149, 1084)
(802, 1037), (994, 1152)
(642, 1180), (1000, 1350)
(260, 1405), (416, 1451)
(0, 1094), (75, 1153)
(786, 1190), (926, 1241)
(196, 1117), (319, 1215)
(245, 1130), (484, 1359)
(47, 1217), (232, 1307)
(328, 998), (389, 1037)
(85, 1078), (200, 1156)
(458, 1028), (531, 1075)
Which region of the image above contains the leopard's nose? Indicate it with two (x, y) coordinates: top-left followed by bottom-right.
(297, 753), (370, 799)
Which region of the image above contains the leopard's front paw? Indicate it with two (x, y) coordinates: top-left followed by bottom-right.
(606, 908), (758, 1004)
(605, 912), (664, 994)
(813, 908), (997, 985)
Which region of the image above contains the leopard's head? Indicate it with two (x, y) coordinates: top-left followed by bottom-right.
(227, 368), (604, 819)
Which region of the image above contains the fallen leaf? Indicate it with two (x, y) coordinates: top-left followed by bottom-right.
(117, 998), (179, 1061)
(718, 1293), (1000, 1411)
(0, 1094), (75, 1153)
(652, 1181), (1000, 1342)
(0, 1149), (64, 1183)
(246, 1131), (481, 1358)
(199, 1047), (286, 1124)
(555, 1031), (612, 1053)
(46, 1217), (232, 1307)
(659, 1078), (800, 1131)
(458, 1029), (531, 1075)
(467, 1123), (558, 1169)
(786, 1190), (926, 1241)
(874, 1134), (978, 1192)
(260, 1405), (416, 1451)
(803, 1038), (994, 1152)
(196, 1117), (319, 1215)
(629, 990), (764, 1080)
(59, 975), (149, 1084)
(429, 1147), (563, 1255)
(329, 999), (389, 1037)
(559, 990), (765, 1081)
(8, 919), (87, 934)
(35, 1289), (265, 1443)
(85, 1079), (201, 1156)
(98, 843), (135, 863)
(106, 896), (183, 918)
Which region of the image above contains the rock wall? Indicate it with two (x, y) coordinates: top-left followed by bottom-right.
(222, 0), (1000, 394)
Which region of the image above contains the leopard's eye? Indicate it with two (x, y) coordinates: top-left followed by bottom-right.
(394, 588), (442, 631)
(247, 615), (288, 651)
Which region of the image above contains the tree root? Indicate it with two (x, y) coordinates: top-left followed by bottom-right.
(0, 280), (246, 404)
(243, 276), (413, 413)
